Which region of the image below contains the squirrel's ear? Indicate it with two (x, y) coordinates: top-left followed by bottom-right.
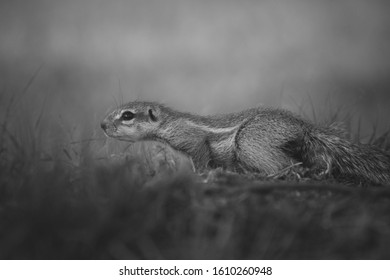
(148, 108), (158, 122)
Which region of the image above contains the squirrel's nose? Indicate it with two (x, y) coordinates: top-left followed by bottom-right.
(101, 121), (108, 130)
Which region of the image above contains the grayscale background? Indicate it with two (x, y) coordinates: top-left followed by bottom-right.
(1, 0), (390, 142)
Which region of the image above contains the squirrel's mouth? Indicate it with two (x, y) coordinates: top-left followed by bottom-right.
(102, 129), (113, 138)
(102, 127), (137, 143)
(101, 120), (140, 143)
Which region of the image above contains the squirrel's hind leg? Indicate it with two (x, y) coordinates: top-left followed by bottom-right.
(234, 128), (294, 175)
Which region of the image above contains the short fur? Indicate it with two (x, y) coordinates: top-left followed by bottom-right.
(101, 101), (390, 185)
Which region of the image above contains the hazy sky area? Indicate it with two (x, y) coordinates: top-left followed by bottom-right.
(1, 0), (390, 141)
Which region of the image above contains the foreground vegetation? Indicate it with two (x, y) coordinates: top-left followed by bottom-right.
(1, 74), (390, 259)
(1, 136), (390, 259)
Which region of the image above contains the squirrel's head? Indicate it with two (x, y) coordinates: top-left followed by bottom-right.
(101, 101), (164, 142)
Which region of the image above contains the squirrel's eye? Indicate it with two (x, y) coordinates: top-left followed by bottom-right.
(121, 111), (134, 121)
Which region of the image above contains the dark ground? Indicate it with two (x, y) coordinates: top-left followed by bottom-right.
(1, 138), (390, 260)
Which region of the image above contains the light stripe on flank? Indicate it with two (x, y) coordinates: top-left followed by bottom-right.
(210, 132), (236, 153)
(184, 120), (241, 134)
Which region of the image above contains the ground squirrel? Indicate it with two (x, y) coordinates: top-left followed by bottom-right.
(101, 101), (390, 185)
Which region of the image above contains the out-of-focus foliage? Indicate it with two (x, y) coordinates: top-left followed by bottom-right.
(1, 0), (390, 137)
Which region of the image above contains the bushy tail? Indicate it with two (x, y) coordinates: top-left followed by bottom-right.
(301, 127), (390, 185)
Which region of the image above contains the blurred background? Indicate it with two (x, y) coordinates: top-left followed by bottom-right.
(1, 0), (390, 146)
